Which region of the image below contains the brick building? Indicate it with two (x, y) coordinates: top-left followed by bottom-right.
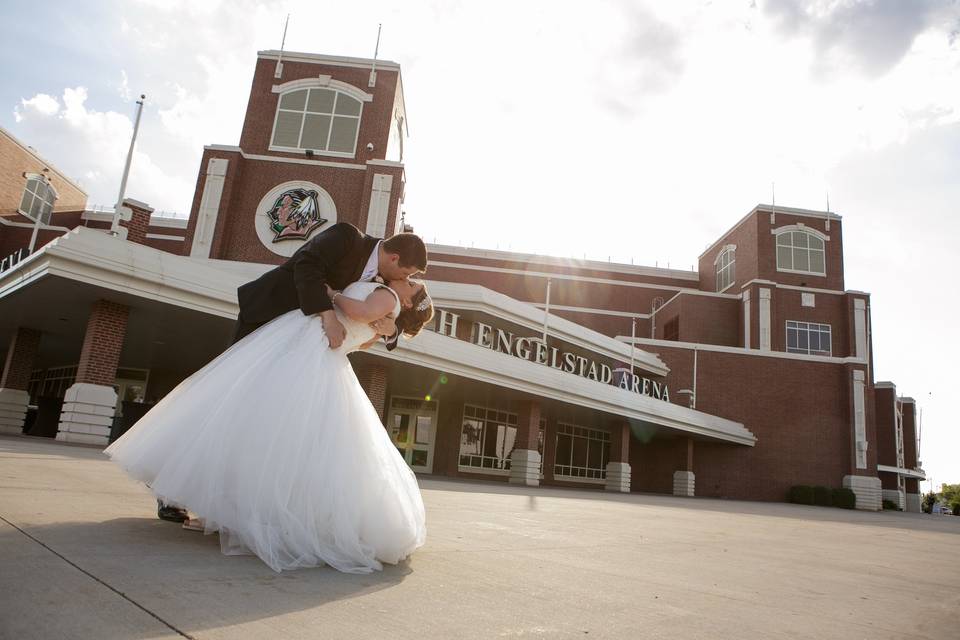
(0, 50), (924, 512)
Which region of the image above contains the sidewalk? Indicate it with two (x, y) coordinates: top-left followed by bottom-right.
(1, 434), (957, 639)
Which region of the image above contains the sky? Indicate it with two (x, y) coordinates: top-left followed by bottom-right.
(2, 0), (958, 488)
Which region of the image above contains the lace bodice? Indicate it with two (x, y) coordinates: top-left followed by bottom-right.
(335, 281), (401, 353)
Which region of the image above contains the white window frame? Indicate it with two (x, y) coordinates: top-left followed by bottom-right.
(18, 173), (58, 224)
(457, 404), (545, 477)
(268, 87), (363, 158)
(785, 320), (832, 356)
(715, 245), (736, 292)
(553, 422), (610, 484)
(773, 226), (827, 277)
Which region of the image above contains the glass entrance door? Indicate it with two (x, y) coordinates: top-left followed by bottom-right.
(386, 397), (438, 473)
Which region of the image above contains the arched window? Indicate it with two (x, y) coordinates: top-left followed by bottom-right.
(270, 88), (362, 156)
(776, 229), (826, 275)
(715, 246), (735, 291)
(19, 175), (57, 224)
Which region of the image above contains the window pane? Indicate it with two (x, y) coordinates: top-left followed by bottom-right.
(19, 190), (33, 214)
(809, 236), (824, 251)
(793, 232), (808, 249)
(809, 250), (825, 274)
(334, 93), (361, 116)
(307, 88), (335, 113)
(300, 113), (331, 149)
(555, 433), (572, 465)
(415, 415), (431, 445)
(272, 111), (303, 147)
(820, 329), (831, 354)
(329, 117), (359, 153)
(793, 247), (809, 272)
(777, 246), (792, 269)
(459, 418), (483, 456)
(39, 203), (52, 225)
(797, 330), (808, 351)
(787, 327), (798, 350)
(587, 437), (602, 469)
(571, 436), (588, 467)
(278, 89), (307, 110)
(29, 195), (43, 218)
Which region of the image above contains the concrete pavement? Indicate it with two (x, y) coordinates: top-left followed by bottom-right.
(1, 434), (957, 639)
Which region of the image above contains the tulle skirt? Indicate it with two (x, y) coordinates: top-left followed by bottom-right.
(104, 310), (426, 573)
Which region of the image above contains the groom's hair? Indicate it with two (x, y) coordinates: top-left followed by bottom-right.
(382, 233), (428, 273)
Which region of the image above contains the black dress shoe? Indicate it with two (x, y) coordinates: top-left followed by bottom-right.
(157, 502), (189, 523)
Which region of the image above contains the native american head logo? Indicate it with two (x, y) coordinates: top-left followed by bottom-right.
(266, 188), (328, 242)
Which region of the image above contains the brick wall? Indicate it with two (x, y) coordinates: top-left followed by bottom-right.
(0, 327), (41, 390)
(355, 360), (389, 421)
(874, 387), (897, 467)
(901, 401), (918, 469)
(75, 300), (129, 386)
(0, 129), (87, 217)
(119, 200), (152, 244)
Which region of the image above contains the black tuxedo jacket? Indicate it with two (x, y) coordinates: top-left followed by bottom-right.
(237, 223), (396, 347)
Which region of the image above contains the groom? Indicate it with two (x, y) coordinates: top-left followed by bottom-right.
(157, 221), (428, 523)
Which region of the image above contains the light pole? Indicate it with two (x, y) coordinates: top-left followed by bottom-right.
(110, 94), (146, 236)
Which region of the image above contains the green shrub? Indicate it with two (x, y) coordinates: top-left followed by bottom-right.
(813, 486), (833, 506)
(882, 499), (899, 510)
(832, 488), (856, 509)
(789, 485), (815, 505)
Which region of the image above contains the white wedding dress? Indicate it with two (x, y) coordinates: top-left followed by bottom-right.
(105, 282), (426, 573)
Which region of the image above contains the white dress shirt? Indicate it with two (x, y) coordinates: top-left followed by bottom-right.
(359, 241), (381, 282)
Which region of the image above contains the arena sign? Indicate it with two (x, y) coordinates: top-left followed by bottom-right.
(435, 310), (669, 402)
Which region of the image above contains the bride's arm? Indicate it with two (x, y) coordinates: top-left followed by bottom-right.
(329, 287), (396, 323)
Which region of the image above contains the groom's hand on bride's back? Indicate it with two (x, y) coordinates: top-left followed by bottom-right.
(320, 310), (347, 348)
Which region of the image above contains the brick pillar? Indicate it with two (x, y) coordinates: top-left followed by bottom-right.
(673, 438), (695, 497)
(357, 361), (389, 422)
(509, 400), (542, 486)
(118, 198), (152, 245)
(605, 420), (631, 492)
(0, 328), (41, 435)
(56, 300), (129, 445)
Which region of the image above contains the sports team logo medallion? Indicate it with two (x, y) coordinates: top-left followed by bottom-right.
(266, 188), (327, 242)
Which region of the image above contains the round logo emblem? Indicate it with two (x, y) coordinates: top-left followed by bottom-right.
(255, 181), (337, 256)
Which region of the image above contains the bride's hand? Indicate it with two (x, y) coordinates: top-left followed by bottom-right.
(369, 316), (396, 337)
(325, 284), (337, 298)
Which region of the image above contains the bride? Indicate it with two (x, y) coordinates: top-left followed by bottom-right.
(105, 278), (434, 574)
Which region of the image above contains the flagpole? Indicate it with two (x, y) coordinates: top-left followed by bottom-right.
(110, 94), (145, 236)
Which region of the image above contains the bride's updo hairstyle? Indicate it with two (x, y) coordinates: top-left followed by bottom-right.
(396, 281), (434, 338)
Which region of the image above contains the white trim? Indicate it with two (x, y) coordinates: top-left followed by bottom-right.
(145, 233), (185, 242)
(854, 299), (867, 360)
(367, 159), (405, 168)
(428, 260), (708, 295)
(123, 197), (154, 213)
(617, 336), (868, 365)
(742, 290), (751, 349)
(457, 466), (510, 477)
(553, 476), (606, 486)
(191, 158), (228, 259)
(713, 244), (737, 266)
(739, 279), (849, 296)
(370, 330), (755, 446)
(204, 145), (366, 170)
(900, 397), (916, 404)
(81, 210), (113, 223)
(771, 224), (830, 242)
(698, 203), (840, 259)
(530, 303), (650, 319)
(268, 145), (356, 160)
(424, 281), (668, 376)
(257, 50), (401, 71)
(877, 464), (926, 480)
(271, 76), (374, 102)
(0, 216), (69, 232)
(874, 381), (896, 389)
(758, 288), (771, 351)
(148, 217), (188, 229)
(428, 245), (699, 281)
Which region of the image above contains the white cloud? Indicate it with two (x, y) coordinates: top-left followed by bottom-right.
(15, 93), (60, 120)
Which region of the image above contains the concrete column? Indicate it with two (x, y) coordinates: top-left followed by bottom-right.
(842, 475), (882, 511)
(356, 361), (389, 422)
(0, 327), (41, 435)
(509, 400), (542, 486)
(673, 438), (695, 497)
(56, 300), (129, 445)
(882, 489), (905, 510)
(905, 493), (921, 513)
(605, 420), (631, 493)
